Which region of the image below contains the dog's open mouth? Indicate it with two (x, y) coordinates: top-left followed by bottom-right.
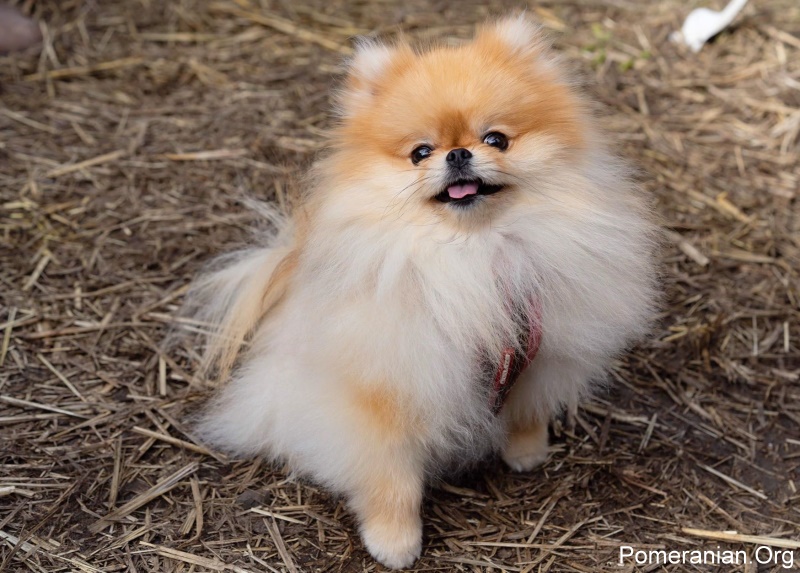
(434, 179), (504, 206)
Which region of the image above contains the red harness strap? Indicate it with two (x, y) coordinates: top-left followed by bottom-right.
(489, 300), (542, 415)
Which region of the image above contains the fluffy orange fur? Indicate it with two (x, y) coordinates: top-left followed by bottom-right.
(338, 30), (585, 155)
(187, 14), (658, 570)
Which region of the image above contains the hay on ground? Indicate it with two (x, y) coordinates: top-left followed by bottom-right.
(1, 0), (798, 571)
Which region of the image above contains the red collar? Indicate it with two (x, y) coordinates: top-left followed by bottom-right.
(489, 300), (542, 414)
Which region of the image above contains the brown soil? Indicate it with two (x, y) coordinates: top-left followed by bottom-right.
(2, 1), (798, 571)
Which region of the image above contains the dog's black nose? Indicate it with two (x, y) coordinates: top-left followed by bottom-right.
(446, 148), (472, 168)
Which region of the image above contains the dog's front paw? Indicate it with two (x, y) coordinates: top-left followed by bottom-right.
(502, 422), (549, 472)
(502, 447), (548, 472)
(360, 514), (422, 570)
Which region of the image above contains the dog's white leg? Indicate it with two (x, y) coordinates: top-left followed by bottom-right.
(344, 384), (425, 569)
(350, 453), (423, 569)
(501, 354), (595, 472)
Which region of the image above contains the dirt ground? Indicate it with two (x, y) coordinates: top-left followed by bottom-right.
(1, 0), (799, 572)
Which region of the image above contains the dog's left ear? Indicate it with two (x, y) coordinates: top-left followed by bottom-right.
(477, 13), (549, 56)
(336, 38), (412, 117)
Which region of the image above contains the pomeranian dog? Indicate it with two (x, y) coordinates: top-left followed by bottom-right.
(185, 15), (658, 569)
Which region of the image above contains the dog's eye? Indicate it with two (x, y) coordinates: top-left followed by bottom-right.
(483, 132), (508, 150)
(411, 145), (433, 164)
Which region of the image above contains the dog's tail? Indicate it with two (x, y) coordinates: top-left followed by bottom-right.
(181, 210), (299, 381)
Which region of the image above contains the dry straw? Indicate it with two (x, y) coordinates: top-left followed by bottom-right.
(1, 0), (798, 571)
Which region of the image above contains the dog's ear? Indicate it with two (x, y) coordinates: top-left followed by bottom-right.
(476, 13), (549, 57)
(336, 38), (412, 117)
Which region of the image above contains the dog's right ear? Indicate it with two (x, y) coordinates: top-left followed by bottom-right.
(336, 38), (412, 117)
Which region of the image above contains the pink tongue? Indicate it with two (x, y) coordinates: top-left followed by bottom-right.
(447, 182), (479, 199)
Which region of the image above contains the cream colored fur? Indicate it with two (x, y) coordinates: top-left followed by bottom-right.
(184, 15), (659, 569)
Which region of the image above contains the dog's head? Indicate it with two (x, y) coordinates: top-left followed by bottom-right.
(320, 15), (587, 230)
